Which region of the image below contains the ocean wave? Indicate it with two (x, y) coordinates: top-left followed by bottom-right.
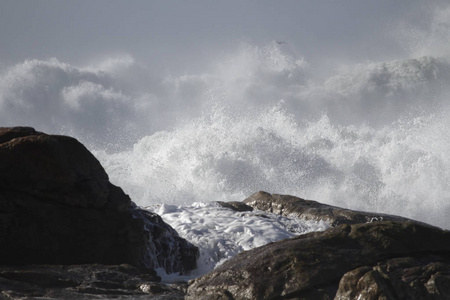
(1, 41), (450, 229)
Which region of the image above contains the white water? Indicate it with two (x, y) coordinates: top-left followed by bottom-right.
(149, 202), (329, 280)
(1, 1), (450, 277)
(92, 92), (450, 229)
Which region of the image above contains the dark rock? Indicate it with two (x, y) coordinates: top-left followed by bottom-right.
(335, 257), (450, 300)
(0, 127), (198, 274)
(216, 201), (253, 212)
(0, 264), (186, 299)
(186, 221), (450, 299)
(0, 126), (38, 144)
(244, 191), (411, 225)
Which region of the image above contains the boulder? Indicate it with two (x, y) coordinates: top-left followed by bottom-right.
(0, 127), (198, 274)
(335, 257), (450, 300)
(186, 221), (450, 299)
(244, 191), (411, 225)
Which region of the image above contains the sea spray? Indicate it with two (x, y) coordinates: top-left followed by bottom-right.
(95, 100), (450, 229)
(1, 35), (450, 229)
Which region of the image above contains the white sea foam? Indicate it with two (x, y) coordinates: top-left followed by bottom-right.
(147, 202), (329, 280)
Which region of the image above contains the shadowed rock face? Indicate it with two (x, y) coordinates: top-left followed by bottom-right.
(0, 264), (186, 299)
(187, 221), (450, 300)
(0, 127), (198, 274)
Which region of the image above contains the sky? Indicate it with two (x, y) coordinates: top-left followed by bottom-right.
(0, 1), (442, 72)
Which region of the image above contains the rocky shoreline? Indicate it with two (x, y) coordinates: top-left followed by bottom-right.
(0, 264), (185, 299)
(1, 127), (449, 299)
(187, 219), (450, 299)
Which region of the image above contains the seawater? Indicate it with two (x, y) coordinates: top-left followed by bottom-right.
(149, 202), (329, 279)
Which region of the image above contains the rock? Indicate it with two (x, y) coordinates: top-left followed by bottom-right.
(335, 257), (450, 300)
(186, 221), (450, 299)
(244, 191), (411, 225)
(0, 264), (186, 299)
(0, 127), (198, 274)
(216, 201), (253, 212)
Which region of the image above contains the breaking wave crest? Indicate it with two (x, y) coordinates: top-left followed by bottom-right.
(96, 101), (450, 229)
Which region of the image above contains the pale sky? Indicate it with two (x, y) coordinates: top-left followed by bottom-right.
(0, 1), (439, 71)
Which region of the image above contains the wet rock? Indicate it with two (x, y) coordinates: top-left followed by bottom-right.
(216, 201), (253, 212)
(335, 257), (450, 300)
(186, 221), (450, 299)
(244, 191), (411, 225)
(0, 127), (198, 274)
(0, 264), (186, 299)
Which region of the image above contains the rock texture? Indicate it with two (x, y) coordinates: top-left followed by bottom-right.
(187, 221), (450, 300)
(0, 127), (198, 274)
(188, 192), (450, 299)
(335, 256), (450, 300)
(0, 264), (186, 299)
(244, 191), (411, 225)
(216, 201), (253, 212)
